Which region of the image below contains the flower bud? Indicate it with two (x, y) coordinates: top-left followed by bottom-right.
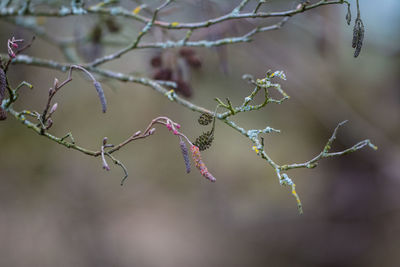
(49, 103), (58, 115)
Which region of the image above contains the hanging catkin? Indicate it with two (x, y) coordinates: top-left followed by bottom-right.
(0, 68), (7, 120)
(179, 140), (191, 173)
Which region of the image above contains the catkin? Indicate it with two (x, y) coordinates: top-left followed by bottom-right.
(0, 68), (7, 120)
(94, 81), (107, 113)
(193, 131), (214, 151)
(352, 19), (360, 48)
(353, 18), (364, 58)
(179, 140), (191, 173)
(190, 145), (216, 182)
(198, 113), (213, 125)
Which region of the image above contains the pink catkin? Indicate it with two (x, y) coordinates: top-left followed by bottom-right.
(190, 145), (216, 182)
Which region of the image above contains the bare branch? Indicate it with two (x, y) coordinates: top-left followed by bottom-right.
(0, 0), (373, 213)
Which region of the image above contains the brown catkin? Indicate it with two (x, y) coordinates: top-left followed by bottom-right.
(94, 81), (107, 113)
(198, 113), (213, 125)
(0, 68), (7, 120)
(179, 140), (191, 173)
(193, 131), (214, 151)
(354, 18), (364, 58)
(352, 18), (360, 48)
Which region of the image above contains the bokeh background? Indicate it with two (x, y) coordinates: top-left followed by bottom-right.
(1, 0), (399, 266)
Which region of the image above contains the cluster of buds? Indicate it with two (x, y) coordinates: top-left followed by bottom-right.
(151, 48), (202, 97)
(165, 119), (181, 135)
(7, 37), (23, 58)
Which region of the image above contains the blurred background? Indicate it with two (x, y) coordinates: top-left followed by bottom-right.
(0, 0), (399, 266)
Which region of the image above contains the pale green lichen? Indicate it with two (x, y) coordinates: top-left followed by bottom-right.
(59, 6), (70, 16)
(165, 89), (176, 101)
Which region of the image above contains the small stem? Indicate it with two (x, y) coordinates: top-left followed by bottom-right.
(356, 0), (360, 18)
(8, 107), (98, 155)
(253, 0), (267, 14)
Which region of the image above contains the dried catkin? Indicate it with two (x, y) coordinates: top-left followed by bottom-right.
(179, 140), (191, 173)
(94, 81), (107, 113)
(198, 113), (213, 125)
(353, 18), (364, 58)
(0, 68), (7, 120)
(193, 131), (214, 151)
(351, 19), (360, 48)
